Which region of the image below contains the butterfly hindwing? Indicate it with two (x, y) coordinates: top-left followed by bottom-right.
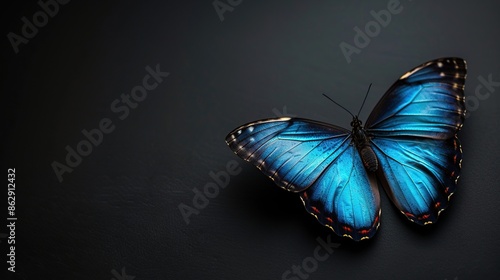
(371, 136), (461, 225)
(366, 57), (466, 224)
(300, 143), (380, 240)
(225, 118), (381, 240)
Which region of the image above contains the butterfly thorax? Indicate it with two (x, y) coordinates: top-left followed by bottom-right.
(351, 116), (378, 172)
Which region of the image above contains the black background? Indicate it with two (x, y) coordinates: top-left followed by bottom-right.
(2, 0), (500, 279)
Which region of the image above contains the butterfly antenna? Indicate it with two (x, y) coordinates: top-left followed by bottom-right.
(357, 83), (372, 116)
(322, 93), (354, 118)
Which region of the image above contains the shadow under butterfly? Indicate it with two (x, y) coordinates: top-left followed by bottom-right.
(225, 58), (466, 241)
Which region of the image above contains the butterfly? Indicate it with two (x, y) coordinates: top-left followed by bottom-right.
(225, 58), (466, 241)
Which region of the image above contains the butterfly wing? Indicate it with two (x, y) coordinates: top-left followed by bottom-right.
(370, 136), (461, 224)
(226, 118), (380, 240)
(299, 145), (380, 241)
(366, 57), (466, 225)
(366, 57), (466, 139)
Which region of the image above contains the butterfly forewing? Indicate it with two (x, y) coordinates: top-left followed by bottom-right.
(366, 58), (466, 139)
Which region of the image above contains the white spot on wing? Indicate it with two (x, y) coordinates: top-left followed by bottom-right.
(437, 62), (443, 68)
(400, 68), (419, 79)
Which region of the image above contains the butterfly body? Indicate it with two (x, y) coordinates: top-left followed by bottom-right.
(350, 117), (378, 172)
(226, 58), (466, 241)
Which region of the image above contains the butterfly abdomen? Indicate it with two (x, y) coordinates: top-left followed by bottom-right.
(351, 122), (378, 172)
(360, 145), (378, 172)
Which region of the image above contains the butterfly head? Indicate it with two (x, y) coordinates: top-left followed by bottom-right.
(350, 116), (363, 130)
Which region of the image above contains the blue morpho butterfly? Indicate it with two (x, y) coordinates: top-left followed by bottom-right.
(225, 58), (466, 241)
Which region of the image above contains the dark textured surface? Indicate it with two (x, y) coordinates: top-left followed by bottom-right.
(2, 0), (500, 279)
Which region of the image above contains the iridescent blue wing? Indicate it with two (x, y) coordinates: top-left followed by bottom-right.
(366, 57), (466, 139)
(299, 145), (380, 241)
(226, 118), (381, 240)
(366, 57), (466, 225)
(370, 136), (461, 224)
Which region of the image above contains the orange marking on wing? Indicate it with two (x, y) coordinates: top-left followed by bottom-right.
(342, 226), (353, 232)
(326, 217), (333, 224)
(405, 212), (415, 218)
(359, 229), (370, 235)
(418, 214), (430, 220)
(311, 206), (320, 214)
(435, 201), (441, 208)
